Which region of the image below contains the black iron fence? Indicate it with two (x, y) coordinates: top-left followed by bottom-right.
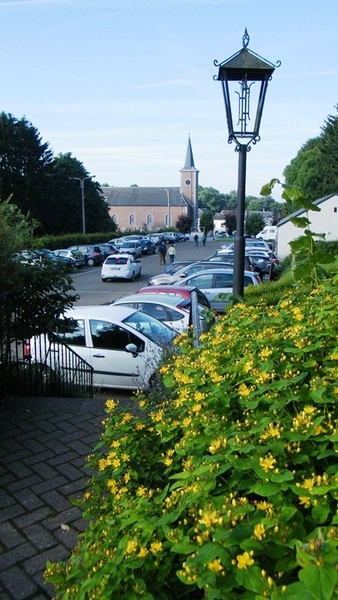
(0, 293), (93, 399)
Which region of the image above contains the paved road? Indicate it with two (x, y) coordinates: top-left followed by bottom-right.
(0, 237), (224, 599)
(71, 238), (223, 305)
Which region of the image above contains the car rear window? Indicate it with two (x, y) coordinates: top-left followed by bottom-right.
(106, 256), (129, 265)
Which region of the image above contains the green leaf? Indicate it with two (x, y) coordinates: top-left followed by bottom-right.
(311, 504), (331, 524)
(170, 540), (196, 554)
(235, 565), (265, 594)
(299, 564), (338, 600)
(252, 482), (280, 496)
(271, 582), (315, 599)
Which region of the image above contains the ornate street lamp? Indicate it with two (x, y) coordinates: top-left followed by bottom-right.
(214, 29), (280, 297)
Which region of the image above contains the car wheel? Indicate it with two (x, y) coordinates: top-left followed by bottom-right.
(87, 258), (95, 267)
(138, 269), (142, 277)
(102, 278), (108, 282)
(129, 272), (135, 282)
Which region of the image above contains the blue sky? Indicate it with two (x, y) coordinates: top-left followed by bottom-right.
(1, 0), (337, 202)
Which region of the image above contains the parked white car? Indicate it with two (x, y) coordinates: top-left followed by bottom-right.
(218, 240), (271, 254)
(101, 254), (141, 282)
(28, 305), (176, 390)
(176, 268), (261, 312)
(111, 293), (212, 334)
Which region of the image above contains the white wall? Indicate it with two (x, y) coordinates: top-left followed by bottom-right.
(277, 194), (338, 258)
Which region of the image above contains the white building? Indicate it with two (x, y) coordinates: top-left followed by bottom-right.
(277, 193), (338, 258)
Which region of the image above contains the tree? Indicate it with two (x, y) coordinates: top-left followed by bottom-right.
(284, 106), (338, 203)
(245, 212), (265, 237)
(224, 211), (236, 235)
(0, 112), (53, 220)
(49, 153), (113, 234)
(0, 199), (77, 327)
(198, 187), (227, 213)
(175, 213), (192, 234)
(199, 210), (214, 234)
(0, 113), (114, 235)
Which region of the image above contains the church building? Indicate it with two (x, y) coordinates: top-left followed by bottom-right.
(101, 136), (199, 232)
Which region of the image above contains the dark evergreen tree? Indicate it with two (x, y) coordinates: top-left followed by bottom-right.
(0, 112), (53, 220)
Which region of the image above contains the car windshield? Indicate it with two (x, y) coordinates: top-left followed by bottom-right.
(122, 242), (136, 248)
(123, 311), (176, 347)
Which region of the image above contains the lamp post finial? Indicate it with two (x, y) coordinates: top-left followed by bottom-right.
(242, 28), (250, 48)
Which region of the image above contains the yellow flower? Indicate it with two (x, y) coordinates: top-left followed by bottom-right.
(253, 523), (266, 540)
(138, 547), (148, 558)
(237, 551), (254, 570)
(299, 496), (311, 507)
(207, 558), (223, 573)
(198, 509), (222, 528)
(137, 486), (147, 497)
(238, 383), (250, 397)
(126, 540), (138, 554)
(150, 541), (163, 554)
(106, 399), (118, 411)
(302, 478), (315, 490)
(259, 455), (276, 472)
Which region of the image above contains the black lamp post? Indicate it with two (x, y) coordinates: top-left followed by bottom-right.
(214, 29), (280, 297)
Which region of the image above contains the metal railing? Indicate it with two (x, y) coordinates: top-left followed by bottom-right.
(0, 293), (93, 399)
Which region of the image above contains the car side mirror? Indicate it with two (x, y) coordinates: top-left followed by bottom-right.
(125, 343), (138, 357)
(179, 272), (187, 278)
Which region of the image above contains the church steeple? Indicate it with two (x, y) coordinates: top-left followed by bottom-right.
(183, 136), (195, 169)
(180, 135), (199, 230)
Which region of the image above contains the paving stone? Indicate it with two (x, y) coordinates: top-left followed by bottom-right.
(23, 450), (54, 466)
(0, 522), (26, 550)
(43, 507), (82, 531)
(47, 451), (79, 467)
(55, 462), (86, 481)
(6, 461), (34, 480)
(0, 505), (26, 524)
(6, 474), (42, 493)
(58, 477), (89, 496)
(13, 488), (44, 511)
(24, 524), (57, 551)
(1, 566), (37, 599)
(13, 507), (52, 529)
(23, 544), (70, 575)
(0, 542), (37, 571)
(31, 476), (67, 496)
(29, 462), (59, 481)
(40, 490), (70, 512)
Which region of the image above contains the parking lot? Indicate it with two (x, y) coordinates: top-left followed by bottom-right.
(71, 237), (223, 304)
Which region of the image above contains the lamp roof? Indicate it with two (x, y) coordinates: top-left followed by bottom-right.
(215, 29), (279, 81)
(217, 47), (275, 81)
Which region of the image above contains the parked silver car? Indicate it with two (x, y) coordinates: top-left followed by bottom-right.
(176, 268), (261, 312)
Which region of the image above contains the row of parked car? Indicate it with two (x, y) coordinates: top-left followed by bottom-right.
(23, 235), (281, 394)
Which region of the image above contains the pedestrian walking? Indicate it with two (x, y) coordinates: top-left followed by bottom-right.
(202, 232), (207, 246)
(158, 242), (167, 265)
(168, 244), (176, 264)
(194, 234), (199, 247)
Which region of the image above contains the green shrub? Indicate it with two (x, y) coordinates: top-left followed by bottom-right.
(45, 278), (338, 599)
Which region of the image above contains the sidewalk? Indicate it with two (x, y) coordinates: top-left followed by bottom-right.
(0, 394), (133, 600)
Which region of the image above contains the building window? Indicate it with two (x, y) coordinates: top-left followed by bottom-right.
(129, 214), (136, 227)
(334, 207), (337, 213)
(146, 214), (153, 227)
(112, 214), (118, 225)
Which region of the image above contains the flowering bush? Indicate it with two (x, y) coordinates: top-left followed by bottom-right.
(45, 273), (338, 599)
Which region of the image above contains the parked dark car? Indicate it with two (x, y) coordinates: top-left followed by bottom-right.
(205, 254), (256, 273)
(68, 245), (105, 266)
(139, 236), (156, 255)
(35, 248), (75, 270)
(95, 243), (119, 259)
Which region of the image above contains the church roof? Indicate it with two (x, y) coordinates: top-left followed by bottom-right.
(102, 186), (192, 208)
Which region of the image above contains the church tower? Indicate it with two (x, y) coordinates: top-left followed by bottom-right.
(180, 136), (199, 230)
